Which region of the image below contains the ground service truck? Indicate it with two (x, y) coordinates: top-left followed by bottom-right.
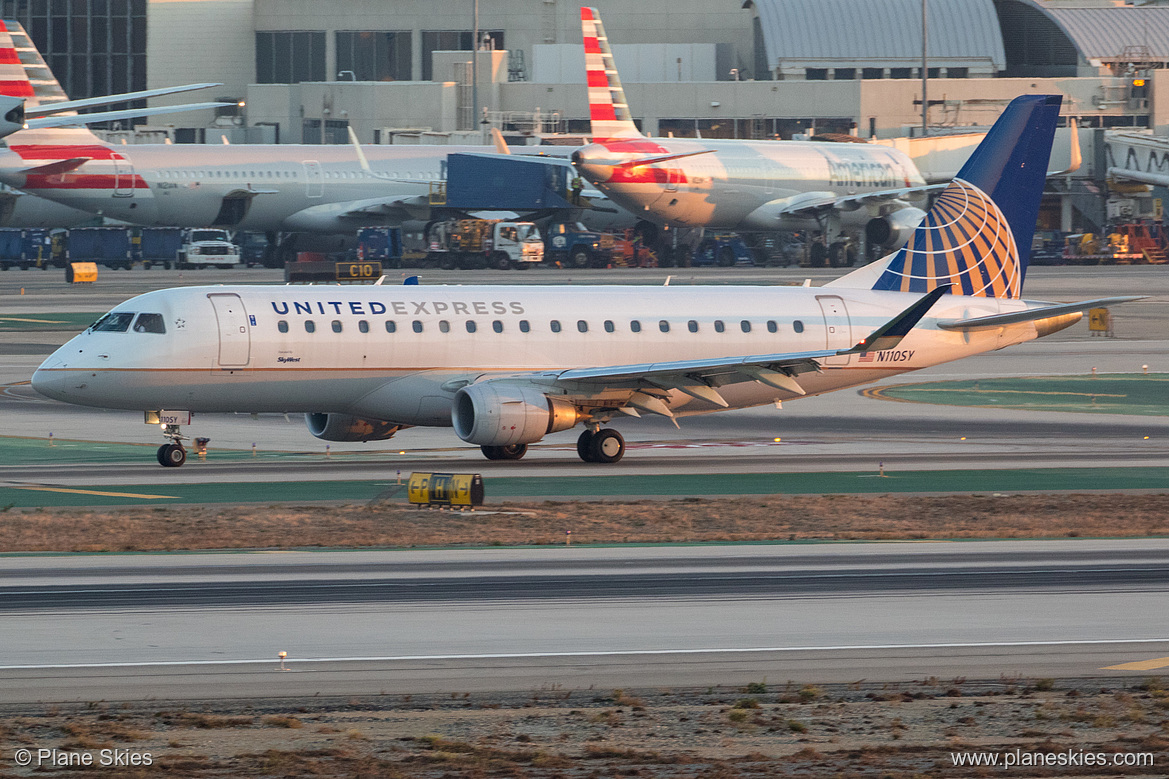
(426, 219), (544, 270)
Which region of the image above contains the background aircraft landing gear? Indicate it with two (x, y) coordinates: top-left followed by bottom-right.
(576, 428), (625, 463)
(481, 443), (527, 460)
(157, 443), (186, 467)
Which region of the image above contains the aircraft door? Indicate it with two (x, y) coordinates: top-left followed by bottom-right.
(208, 293), (251, 368)
(665, 165), (680, 192)
(302, 160), (323, 198)
(111, 155), (135, 198)
(816, 295), (852, 366)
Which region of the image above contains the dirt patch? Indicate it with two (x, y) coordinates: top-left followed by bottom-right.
(0, 493), (1167, 553)
(2, 679), (1167, 777)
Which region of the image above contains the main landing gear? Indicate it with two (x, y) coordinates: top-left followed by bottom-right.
(156, 423), (187, 468)
(576, 428), (625, 464)
(481, 443), (528, 460)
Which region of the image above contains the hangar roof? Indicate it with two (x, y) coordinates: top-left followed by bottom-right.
(748, 0), (1006, 71)
(1041, 6), (1169, 61)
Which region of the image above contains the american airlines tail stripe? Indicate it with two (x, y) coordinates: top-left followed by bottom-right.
(0, 48), (21, 65)
(0, 79), (33, 96)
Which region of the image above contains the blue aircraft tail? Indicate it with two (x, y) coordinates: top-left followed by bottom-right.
(871, 94), (1061, 298)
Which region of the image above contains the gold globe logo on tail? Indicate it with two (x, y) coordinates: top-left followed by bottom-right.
(881, 179), (1021, 299)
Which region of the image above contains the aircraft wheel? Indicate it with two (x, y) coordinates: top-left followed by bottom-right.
(570, 248), (590, 268)
(576, 429), (596, 462)
(589, 428), (625, 464)
(481, 443), (528, 460)
(157, 444), (186, 467)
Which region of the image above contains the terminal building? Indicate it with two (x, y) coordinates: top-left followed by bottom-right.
(5, 0), (1169, 233)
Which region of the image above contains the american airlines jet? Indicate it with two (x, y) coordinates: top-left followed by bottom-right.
(571, 7), (934, 247)
(0, 22), (588, 237)
(32, 95), (1138, 467)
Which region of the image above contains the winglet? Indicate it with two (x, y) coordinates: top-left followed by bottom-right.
(348, 125), (373, 173)
(847, 285), (949, 353)
(490, 127), (511, 155)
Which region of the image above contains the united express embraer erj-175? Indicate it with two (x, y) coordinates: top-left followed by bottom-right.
(569, 7), (935, 248)
(32, 95), (1139, 467)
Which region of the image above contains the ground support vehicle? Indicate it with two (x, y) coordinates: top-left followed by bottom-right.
(356, 227), (403, 269)
(176, 229), (241, 269)
(692, 233), (754, 267)
(425, 219), (543, 270)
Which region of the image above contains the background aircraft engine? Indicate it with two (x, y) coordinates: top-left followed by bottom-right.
(452, 383), (579, 447)
(865, 207), (927, 249)
(305, 413), (402, 442)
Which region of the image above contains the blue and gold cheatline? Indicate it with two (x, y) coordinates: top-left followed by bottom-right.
(877, 178), (1020, 298)
(872, 94), (1062, 300)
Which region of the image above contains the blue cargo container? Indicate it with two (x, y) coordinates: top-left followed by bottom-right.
(139, 227), (185, 268)
(356, 227), (403, 266)
(68, 227), (134, 270)
(0, 228), (23, 269)
(445, 154), (573, 211)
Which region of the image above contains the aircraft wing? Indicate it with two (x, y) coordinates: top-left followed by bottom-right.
(515, 286), (949, 411)
(936, 296), (1144, 331)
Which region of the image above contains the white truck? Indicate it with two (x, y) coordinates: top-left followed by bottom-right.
(176, 228), (241, 269)
(425, 218), (544, 270)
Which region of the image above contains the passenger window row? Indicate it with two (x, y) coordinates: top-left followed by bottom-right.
(276, 318), (805, 335)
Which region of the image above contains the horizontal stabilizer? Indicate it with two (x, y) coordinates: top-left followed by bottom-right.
(849, 285), (950, 352)
(24, 83), (222, 118)
(25, 101), (234, 130)
(20, 157), (91, 176)
(937, 296), (1144, 331)
(615, 149), (714, 169)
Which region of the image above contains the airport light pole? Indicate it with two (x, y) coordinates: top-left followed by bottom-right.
(921, 0), (928, 137)
(472, 0), (479, 133)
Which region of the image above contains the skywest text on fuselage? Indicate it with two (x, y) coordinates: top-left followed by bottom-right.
(270, 300), (527, 317)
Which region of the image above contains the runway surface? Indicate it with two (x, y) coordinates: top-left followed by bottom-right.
(2, 539), (1168, 703)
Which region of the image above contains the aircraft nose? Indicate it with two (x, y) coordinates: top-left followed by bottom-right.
(31, 356), (69, 401)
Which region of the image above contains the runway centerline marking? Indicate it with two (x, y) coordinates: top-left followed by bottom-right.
(1102, 655), (1169, 671)
(7, 485), (177, 500)
(2, 638), (1167, 671)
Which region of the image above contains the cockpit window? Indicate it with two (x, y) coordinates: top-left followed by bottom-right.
(90, 312), (135, 332)
(132, 313), (166, 334)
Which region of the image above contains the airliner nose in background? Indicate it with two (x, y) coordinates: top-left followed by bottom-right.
(32, 95), (1140, 468)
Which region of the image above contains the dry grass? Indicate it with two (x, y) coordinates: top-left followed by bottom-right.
(2, 493), (1168, 552)
(4, 680), (1168, 778)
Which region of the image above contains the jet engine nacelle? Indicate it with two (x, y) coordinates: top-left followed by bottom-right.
(305, 413), (403, 442)
(865, 207), (927, 249)
(452, 383), (579, 447)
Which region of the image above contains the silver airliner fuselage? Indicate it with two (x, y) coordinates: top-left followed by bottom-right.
(0, 142), (504, 232)
(574, 136), (928, 232)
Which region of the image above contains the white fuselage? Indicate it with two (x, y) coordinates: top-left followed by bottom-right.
(0, 142), (589, 233)
(33, 284), (1035, 434)
(575, 137), (927, 230)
